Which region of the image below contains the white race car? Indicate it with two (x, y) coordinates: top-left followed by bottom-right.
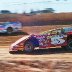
(0, 21), (22, 34)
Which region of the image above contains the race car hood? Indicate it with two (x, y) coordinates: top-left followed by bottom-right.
(11, 35), (30, 47)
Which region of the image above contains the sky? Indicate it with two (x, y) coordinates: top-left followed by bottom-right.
(0, 0), (72, 13)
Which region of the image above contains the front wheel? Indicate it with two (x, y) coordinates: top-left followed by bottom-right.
(24, 41), (34, 53)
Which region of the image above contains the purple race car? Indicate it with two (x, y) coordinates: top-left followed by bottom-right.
(9, 27), (72, 53)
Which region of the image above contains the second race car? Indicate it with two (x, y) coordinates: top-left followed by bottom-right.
(0, 21), (22, 34)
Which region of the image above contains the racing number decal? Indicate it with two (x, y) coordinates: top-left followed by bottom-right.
(54, 39), (60, 43)
(51, 35), (65, 45)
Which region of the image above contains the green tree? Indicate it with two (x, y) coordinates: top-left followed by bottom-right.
(42, 8), (55, 13)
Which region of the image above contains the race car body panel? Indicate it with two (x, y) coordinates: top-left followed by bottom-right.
(10, 35), (30, 51)
(33, 34), (67, 48)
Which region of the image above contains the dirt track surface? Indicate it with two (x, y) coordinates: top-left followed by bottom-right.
(0, 47), (72, 72)
(0, 47), (72, 61)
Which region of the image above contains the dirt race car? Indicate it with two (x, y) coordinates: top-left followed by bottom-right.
(9, 27), (72, 53)
(0, 21), (22, 34)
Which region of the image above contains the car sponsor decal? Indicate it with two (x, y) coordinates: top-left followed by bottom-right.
(36, 35), (49, 46)
(51, 35), (65, 45)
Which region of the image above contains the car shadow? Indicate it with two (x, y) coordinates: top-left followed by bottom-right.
(13, 48), (72, 55)
(0, 32), (29, 36)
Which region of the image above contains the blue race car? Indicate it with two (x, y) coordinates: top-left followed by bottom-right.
(0, 21), (22, 34)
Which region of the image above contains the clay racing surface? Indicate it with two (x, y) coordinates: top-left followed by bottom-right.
(0, 47), (72, 72)
(0, 25), (72, 72)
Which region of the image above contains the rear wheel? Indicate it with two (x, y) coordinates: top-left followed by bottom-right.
(61, 40), (72, 50)
(7, 27), (13, 34)
(67, 40), (72, 50)
(24, 41), (34, 53)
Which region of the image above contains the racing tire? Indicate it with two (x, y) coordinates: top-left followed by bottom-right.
(24, 41), (34, 53)
(67, 40), (72, 50)
(7, 27), (13, 34)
